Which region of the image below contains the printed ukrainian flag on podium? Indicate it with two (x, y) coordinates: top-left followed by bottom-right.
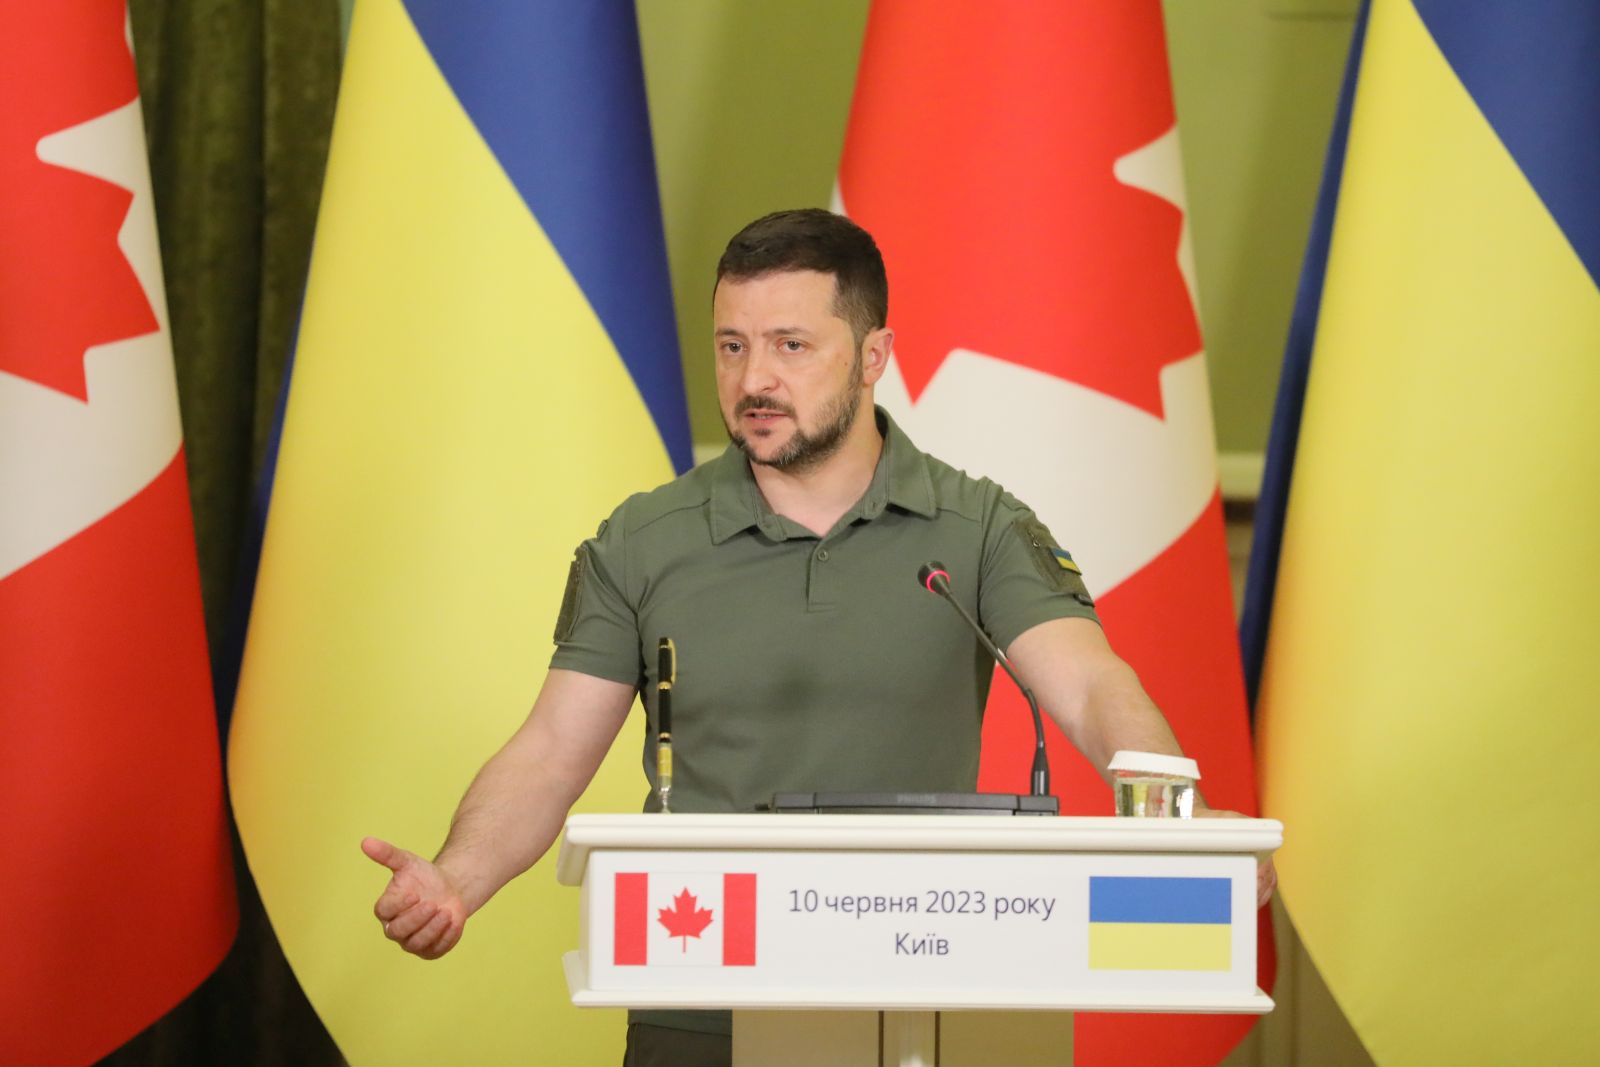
(1087, 878), (1231, 973)
(1246, 1), (1600, 1063)
(229, 3), (689, 1064)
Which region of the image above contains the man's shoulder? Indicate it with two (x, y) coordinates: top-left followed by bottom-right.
(604, 458), (720, 539)
(881, 410), (1035, 525)
(917, 447), (1033, 525)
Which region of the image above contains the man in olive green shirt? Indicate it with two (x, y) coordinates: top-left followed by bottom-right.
(550, 404), (1098, 817)
(363, 209), (1270, 1066)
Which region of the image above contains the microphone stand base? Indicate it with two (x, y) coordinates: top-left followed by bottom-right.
(762, 792), (1058, 816)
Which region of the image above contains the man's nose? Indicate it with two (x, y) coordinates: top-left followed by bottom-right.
(739, 348), (780, 395)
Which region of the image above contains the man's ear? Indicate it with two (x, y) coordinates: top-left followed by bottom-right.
(860, 327), (895, 386)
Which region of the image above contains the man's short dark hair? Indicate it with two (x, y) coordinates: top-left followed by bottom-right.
(715, 208), (888, 347)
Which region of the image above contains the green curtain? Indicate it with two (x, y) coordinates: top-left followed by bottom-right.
(106, 1), (343, 1062)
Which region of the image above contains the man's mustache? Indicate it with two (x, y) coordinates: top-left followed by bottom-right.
(734, 396), (796, 417)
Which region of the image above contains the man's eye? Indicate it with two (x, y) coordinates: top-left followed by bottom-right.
(721, 342), (743, 356)
(781, 340), (804, 352)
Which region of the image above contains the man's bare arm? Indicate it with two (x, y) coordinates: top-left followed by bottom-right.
(1006, 616), (1182, 785)
(364, 668), (635, 958)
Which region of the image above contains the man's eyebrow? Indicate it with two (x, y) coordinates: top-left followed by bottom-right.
(714, 325), (814, 338)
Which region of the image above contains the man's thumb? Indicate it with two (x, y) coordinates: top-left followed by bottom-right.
(361, 836), (410, 873)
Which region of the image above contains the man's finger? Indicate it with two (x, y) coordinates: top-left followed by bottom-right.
(361, 836), (411, 873)
(1192, 807), (1244, 820)
(419, 919), (464, 960)
(374, 889), (419, 923)
(385, 900), (439, 942)
(1257, 860), (1278, 909)
(403, 908), (453, 955)
(406, 909), (452, 955)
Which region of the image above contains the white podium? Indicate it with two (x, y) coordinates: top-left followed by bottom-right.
(558, 814), (1279, 1067)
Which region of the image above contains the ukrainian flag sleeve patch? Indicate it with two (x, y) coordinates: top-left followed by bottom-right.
(1088, 876), (1232, 971)
(1014, 515), (1090, 597)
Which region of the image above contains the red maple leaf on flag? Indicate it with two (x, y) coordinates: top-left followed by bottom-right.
(657, 888), (714, 952)
(0, 4), (158, 400)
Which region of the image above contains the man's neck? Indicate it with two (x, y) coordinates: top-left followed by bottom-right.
(748, 406), (884, 538)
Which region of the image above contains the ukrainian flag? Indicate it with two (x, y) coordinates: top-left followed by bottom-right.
(1246, 1), (1600, 1062)
(229, 3), (688, 1063)
(1087, 877), (1232, 972)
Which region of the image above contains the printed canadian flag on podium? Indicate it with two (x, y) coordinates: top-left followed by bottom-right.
(614, 872), (758, 966)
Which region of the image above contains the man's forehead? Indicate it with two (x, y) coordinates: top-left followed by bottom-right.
(715, 268), (837, 296)
(713, 269), (842, 315)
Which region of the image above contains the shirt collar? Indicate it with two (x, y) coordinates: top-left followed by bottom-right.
(707, 406), (939, 544)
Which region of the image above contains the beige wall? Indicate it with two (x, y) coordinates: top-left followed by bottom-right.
(1164, 1), (1356, 455)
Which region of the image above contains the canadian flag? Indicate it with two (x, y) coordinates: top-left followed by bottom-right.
(0, 4), (235, 1064)
(614, 872), (757, 967)
(838, 3), (1272, 1064)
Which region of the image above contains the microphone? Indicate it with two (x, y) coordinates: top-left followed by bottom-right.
(918, 561), (1052, 799)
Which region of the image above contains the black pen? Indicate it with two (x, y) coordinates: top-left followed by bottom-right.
(657, 638), (675, 813)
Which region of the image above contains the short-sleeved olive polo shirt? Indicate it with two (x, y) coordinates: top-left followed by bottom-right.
(551, 408), (1098, 816)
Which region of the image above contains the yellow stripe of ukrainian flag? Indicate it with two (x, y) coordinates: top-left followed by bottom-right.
(1259, 1), (1600, 1063)
(229, 1), (670, 1063)
(1088, 923), (1232, 972)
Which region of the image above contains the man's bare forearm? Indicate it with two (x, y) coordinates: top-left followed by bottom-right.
(430, 668), (637, 915)
(1008, 617), (1189, 790)
(1071, 655), (1186, 785)
(431, 741), (587, 914)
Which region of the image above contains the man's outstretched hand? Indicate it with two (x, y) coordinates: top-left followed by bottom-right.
(1192, 808), (1278, 909)
(363, 837), (469, 960)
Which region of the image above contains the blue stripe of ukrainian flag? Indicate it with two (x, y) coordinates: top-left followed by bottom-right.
(404, 0), (692, 469)
(229, 2), (686, 1064)
(1412, 0), (1599, 286)
(1088, 877), (1232, 971)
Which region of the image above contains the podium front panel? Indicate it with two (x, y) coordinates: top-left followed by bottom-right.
(573, 844), (1261, 1011)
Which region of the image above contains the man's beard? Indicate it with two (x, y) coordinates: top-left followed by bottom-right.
(727, 352), (864, 474)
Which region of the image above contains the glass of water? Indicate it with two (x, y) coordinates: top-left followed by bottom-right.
(1109, 751), (1200, 818)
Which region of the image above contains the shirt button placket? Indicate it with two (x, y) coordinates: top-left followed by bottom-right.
(808, 543), (834, 611)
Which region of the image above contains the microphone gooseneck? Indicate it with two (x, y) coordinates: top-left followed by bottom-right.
(917, 561), (1052, 798)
